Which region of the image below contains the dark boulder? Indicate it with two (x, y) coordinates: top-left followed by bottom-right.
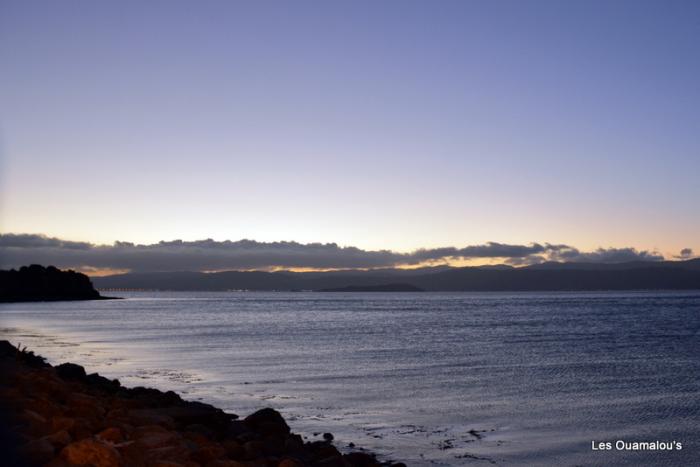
(226, 420), (252, 438)
(85, 373), (120, 393)
(343, 452), (379, 467)
(55, 363), (86, 380)
(244, 408), (290, 436)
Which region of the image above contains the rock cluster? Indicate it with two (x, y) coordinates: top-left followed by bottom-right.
(0, 341), (406, 467)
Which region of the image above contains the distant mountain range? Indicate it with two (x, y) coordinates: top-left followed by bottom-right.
(92, 259), (700, 292)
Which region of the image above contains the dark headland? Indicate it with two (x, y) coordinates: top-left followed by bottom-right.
(0, 341), (403, 467)
(0, 265), (116, 302)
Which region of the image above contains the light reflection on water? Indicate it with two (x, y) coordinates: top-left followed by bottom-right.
(1, 291), (699, 466)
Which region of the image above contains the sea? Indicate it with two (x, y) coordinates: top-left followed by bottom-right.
(1, 291), (698, 466)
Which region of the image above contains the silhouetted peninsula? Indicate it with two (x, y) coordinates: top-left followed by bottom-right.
(318, 283), (424, 292)
(0, 265), (112, 302)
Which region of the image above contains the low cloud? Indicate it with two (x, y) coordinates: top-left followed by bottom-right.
(0, 233), (669, 273)
(547, 246), (665, 263)
(0, 233), (91, 250)
(675, 248), (694, 259)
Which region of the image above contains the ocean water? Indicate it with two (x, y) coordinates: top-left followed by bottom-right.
(1, 291), (698, 466)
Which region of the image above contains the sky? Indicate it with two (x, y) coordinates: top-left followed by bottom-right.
(1, 0), (699, 272)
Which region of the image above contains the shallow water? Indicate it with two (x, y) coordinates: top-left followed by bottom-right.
(1, 291), (698, 466)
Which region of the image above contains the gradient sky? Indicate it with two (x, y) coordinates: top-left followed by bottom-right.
(1, 0), (698, 258)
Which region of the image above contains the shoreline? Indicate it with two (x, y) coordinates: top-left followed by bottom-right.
(0, 296), (122, 303)
(0, 341), (405, 467)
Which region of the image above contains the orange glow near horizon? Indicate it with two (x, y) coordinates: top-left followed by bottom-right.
(87, 258), (520, 277)
(78, 267), (131, 277)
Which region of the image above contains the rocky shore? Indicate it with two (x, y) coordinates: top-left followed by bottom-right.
(0, 341), (405, 467)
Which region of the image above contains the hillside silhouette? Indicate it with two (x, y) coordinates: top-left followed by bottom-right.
(0, 265), (107, 302)
(92, 259), (700, 292)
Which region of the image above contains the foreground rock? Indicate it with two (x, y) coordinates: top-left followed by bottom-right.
(0, 341), (405, 467)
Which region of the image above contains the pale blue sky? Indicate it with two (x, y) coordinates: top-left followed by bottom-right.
(1, 0), (698, 255)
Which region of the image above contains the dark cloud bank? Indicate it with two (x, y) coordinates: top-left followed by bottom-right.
(0, 233), (684, 274)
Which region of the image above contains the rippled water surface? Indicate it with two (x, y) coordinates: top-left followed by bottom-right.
(1, 291), (698, 466)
